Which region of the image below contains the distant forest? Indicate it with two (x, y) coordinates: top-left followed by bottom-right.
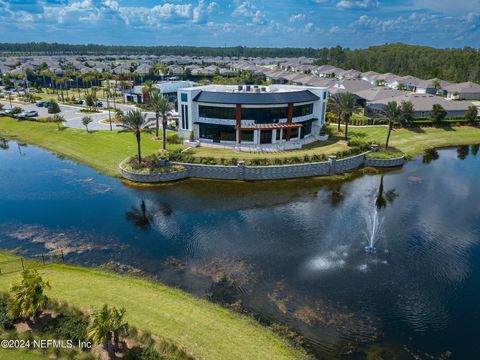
(314, 44), (480, 83)
(0, 42), (479, 83)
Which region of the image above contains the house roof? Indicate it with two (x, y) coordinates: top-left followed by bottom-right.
(193, 90), (320, 105)
(416, 78), (452, 89)
(369, 93), (474, 111)
(444, 81), (480, 94)
(354, 87), (406, 101)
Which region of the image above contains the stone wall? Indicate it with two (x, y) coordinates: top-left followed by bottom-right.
(365, 157), (405, 168)
(119, 167), (189, 183)
(120, 152), (405, 183)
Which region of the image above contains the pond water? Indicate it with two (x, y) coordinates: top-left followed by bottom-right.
(1, 139), (479, 359)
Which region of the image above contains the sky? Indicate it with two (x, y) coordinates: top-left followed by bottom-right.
(0, 0), (479, 49)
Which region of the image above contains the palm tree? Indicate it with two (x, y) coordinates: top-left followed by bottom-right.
(383, 101), (401, 149)
(87, 304), (114, 358)
(119, 110), (151, 163)
(9, 269), (50, 324)
(336, 92), (358, 141)
(142, 80), (155, 103)
(110, 306), (128, 352)
(149, 92), (173, 148)
(328, 94), (343, 131)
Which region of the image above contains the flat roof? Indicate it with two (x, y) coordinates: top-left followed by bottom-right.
(193, 90), (320, 105)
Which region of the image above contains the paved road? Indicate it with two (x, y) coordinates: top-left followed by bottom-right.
(1, 101), (176, 131)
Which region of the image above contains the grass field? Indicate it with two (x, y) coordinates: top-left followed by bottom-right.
(344, 125), (480, 157)
(0, 252), (307, 360)
(1, 116), (479, 176)
(0, 349), (48, 360)
(0, 116), (182, 177)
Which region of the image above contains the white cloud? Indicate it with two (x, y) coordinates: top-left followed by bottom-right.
(289, 13), (306, 23)
(337, 0), (380, 10)
(233, 1), (266, 24)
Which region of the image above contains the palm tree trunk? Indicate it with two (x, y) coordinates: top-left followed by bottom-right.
(385, 121), (393, 149)
(344, 115), (349, 141)
(156, 115), (159, 138)
(162, 119), (167, 150)
(337, 114), (341, 131)
(136, 131), (142, 163)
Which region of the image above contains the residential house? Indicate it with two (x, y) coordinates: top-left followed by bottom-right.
(444, 82), (480, 100)
(366, 93), (475, 118)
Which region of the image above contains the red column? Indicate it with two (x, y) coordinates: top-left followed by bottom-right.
(286, 103), (293, 141)
(236, 104), (242, 144)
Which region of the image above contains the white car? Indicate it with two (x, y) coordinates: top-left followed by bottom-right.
(19, 110), (38, 118)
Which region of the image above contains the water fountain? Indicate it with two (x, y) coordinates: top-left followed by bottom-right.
(364, 208), (381, 254)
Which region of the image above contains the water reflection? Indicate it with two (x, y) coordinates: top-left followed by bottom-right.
(0, 138), (8, 150)
(457, 145), (469, 160)
(422, 148), (439, 163)
(0, 142), (480, 358)
(125, 200), (152, 230)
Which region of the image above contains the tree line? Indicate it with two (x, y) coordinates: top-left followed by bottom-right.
(314, 43), (480, 83)
(0, 42), (319, 58)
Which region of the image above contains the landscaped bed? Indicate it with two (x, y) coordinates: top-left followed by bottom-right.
(121, 155), (186, 174)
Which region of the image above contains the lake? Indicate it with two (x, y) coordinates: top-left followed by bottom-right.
(1, 139), (479, 359)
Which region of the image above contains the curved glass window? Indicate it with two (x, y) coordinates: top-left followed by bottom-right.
(241, 107), (288, 124)
(199, 106), (236, 119)
(292, 104), (313, 117)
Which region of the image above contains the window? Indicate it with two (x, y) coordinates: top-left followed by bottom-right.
(199, 105), (236, 119)
(292, 104), (313, 118)
(241, 107), (288, 124)
(199, 124), (236, 142)
(181, 105), (189, 129)
(181, 93), (188, 102)
(300, 120), (313, 138)
(290, 128), (299, 139)
(260, 130), (273, 144)
(241, 130), (254, 142)
(323, 91), (327, 100)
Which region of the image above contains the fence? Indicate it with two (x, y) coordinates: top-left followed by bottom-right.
(0, 251), (65, 276)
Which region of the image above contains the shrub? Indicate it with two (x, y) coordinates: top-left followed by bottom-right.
(0, 293), (14, 330)
(48, 100), (61, 114)
(43, 308), (89, 343)
(166, 133), (181, 144)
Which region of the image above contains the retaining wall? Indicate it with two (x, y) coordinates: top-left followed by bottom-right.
(120, 152), (405, 183)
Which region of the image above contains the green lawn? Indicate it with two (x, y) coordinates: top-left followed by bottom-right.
(0, 252), (307, 360)
(0, 116), (182, 177)
(343, 125), (480, 157)
(1, 116), (479, 175)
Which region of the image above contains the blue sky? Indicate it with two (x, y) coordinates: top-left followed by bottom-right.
(0, 0), (479, 48)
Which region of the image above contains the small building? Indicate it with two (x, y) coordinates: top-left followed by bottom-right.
(366, 93), (475, 118)
(444, 82), (480, 100)
(177, 84), (328, 151)
(123, 81), (195, 104)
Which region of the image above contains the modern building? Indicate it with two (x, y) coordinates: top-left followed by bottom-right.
(177, 84), (328, 151)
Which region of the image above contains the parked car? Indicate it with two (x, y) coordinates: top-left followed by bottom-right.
(23, 110), (38, 117)
(74, 100), (84, 105)
(36, 101), (47, 107)
(95, 101), (103, 107)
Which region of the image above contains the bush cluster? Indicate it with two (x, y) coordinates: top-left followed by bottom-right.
(166, 145), (371, 167)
